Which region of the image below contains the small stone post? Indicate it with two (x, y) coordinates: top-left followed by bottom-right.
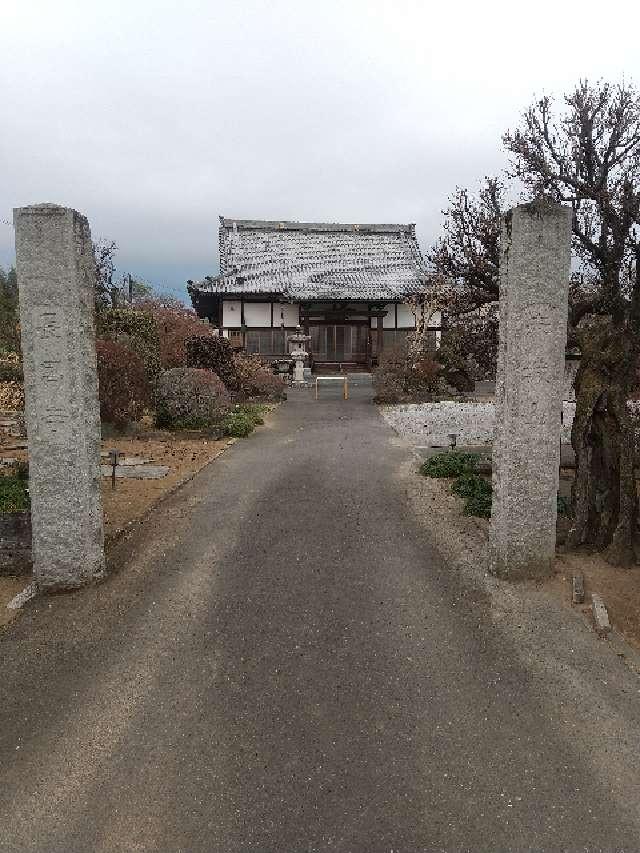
(13, 204), (105, 591)
(489, 200), (571, 580)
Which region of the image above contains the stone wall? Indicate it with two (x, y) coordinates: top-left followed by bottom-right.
(381, 400), (576, 448)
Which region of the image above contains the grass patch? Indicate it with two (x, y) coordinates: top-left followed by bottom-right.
(419, 451), (479, 479)
(0, 475), (29, 513)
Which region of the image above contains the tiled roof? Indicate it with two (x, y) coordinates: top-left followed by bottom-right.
(188, 218), (427, 301)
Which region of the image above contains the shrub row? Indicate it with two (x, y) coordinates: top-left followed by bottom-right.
(95, 303), (284, 431)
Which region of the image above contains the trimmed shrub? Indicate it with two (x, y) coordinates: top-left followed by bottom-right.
(0, 476), (29, 513)
(233, 353), (286, 400)
(137, 300), (215, 369)
(96, 339), (151, 429)
(155, 367), (229, 430)
(185, 335), (239, 391)
(419, 452), (479, 479)
(99, 308), (162, 385)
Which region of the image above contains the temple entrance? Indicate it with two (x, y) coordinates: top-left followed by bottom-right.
(310, 324), (369, 365)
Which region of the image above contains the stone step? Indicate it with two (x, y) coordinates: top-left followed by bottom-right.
(100, 465), (170, 480)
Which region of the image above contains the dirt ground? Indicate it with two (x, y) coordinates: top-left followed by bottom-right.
(98, 434), (232, 541)
(403, 458), (640, 653)
(0, 430), (236, 625)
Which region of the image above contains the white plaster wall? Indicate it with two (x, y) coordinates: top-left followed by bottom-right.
(223, 300), (242, 327)
(244, 302), (271, 327)
(383, 304), (396, 328)
(279, 303), (300, 327)
(396, 303), (416, 329)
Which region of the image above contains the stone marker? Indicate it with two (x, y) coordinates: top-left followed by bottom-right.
(14, 204), (105, 590)
(591, 593), (611, 638)
(572, 574), (585, 605)
(489, 200), (572, 580)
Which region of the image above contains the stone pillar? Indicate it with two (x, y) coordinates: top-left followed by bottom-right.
(13, 204), (105, 591)
(489, 200), (571, 580)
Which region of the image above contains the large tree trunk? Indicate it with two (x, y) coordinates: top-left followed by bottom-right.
(568, 317), (639, 566)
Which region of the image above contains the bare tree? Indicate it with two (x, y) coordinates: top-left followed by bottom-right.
(427, 177), (504, 384)
(428, 177), (503, 312)
(93, 238), (118, 311)
(504, 80), (640, 566)
(406, 273), (451, 360)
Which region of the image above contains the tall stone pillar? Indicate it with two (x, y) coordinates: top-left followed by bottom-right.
(14, 204), (105, 591)
(489, 200), (571, 580)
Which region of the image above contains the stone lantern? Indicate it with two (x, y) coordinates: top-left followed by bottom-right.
(288, 326), (311, 384)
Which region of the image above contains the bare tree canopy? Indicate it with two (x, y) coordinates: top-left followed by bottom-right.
(427, 177), (504, 314)
(504, 80), (640, 326)
(505, 80), (640, 566)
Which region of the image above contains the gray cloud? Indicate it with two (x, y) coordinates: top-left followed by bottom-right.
(1, 0), (639, 300)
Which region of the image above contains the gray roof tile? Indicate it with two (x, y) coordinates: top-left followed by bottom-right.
(189, 218), (427, 300)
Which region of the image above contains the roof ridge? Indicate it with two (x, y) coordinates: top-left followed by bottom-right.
(219, 217), (415, 234)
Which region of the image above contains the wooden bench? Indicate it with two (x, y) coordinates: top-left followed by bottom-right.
(315, 375), (349, 400)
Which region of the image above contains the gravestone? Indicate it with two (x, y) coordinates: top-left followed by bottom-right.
(13, 204), (105, 590)
(489, 200), (571, 580)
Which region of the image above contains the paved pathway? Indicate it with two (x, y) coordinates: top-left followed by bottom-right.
(1, 385), (639, 851)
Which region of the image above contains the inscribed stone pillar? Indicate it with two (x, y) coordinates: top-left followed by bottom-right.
(489, 200), (571, 580)
(13, 204), (105, 591)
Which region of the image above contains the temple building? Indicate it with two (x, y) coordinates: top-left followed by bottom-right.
(188, 217), (439, 369)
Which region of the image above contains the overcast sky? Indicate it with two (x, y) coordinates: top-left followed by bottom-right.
(2, 0), (639, 301)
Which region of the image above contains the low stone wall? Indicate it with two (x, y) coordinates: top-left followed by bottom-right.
(0, 512), (32, 576)
(381, 400), (576, 447)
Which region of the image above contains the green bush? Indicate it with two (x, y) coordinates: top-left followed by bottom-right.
(557, 494), (572, 517)
(451, 472), (483, 498)
(221, 405), (267, 437)
(0, 476), (29, 513)
(451, 472), (493, 518)
(419, 451), (479, 479)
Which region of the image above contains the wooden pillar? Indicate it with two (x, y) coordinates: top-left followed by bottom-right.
(217, 296), (224, 332)
(376, 315), (384, 360)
